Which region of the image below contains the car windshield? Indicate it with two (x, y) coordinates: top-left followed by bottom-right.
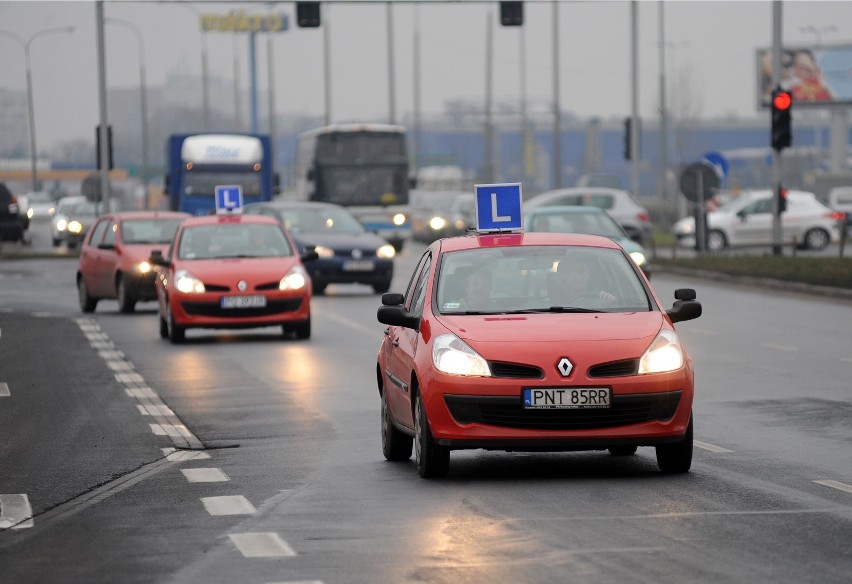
(177, 223), (294, 259)
(68, 201), (102, 216)
(528, 210), (626, 238)
(437, 245), (651, 314)
(715, 194), (752, 213)
(122, 219), (184, 244)
(277, 206), (365, 235)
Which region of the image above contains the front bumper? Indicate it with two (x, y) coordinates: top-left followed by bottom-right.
(170, 290), (310, 329)
(307, 258), (393, 287)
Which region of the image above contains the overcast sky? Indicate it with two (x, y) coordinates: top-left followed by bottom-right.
(1, 0), (850, 150)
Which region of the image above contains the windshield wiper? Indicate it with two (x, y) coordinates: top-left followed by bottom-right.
(501, 307), (605, 314)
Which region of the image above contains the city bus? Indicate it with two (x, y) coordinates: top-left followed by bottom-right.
(294, 123), (412, 250)
(165, 133), (278, 215)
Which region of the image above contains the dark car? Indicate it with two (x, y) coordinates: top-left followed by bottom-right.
(0, 182), (27, 243)
(244, 201), (396, 295)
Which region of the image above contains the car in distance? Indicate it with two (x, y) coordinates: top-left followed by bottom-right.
(0, 182), (27, 243)
(827, 186), (852, 234)
(244, 201), (395, 295)
(409, 190), (470, 243)
(673, 189), (843, 251)
(524, 187), (653, 244)
(150, 214), (314, 343)
(76, 211), (190, 313)
(23, 191), (56, 220)
(525, 205), (651, 277)
(49, 195), (88, 247)
(376, 232), (702, 478)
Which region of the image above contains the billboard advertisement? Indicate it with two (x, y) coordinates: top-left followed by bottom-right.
(757, 45), (852, 108)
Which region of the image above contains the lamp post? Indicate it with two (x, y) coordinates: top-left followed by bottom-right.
(107, 18), (149, 201)
(171, 2), (210, 131)
(0, 26), (75, 194)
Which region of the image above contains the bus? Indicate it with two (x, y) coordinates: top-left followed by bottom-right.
(165, 133), (278, 215)
(294, 123), (412, 250)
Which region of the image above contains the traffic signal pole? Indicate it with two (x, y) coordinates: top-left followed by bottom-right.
(771, 1), (783, 256)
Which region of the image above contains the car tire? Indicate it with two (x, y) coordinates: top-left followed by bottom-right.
(414, 392), (450, 478)
(372, 279), (392, 295)
(158, 313), (168, 339)
(312, 282), (327, 296)
(117, 275), (136, 314)
(608, 445), (638, 456)
(293, 316), (311, 340)
(52, 238), (60, 247)
(166, 302), (185, 344)
(707, 230), (727, 252)
(381, 389), (413, 461)
(802, 228), (830, 251)
(656, 414), (693, 474)
(77, 277), (98, 313)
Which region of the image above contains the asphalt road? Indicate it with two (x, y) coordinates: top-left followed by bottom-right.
(0, 240), (850, 583)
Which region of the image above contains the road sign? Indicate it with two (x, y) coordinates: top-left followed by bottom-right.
(679, 162), (720, 203)
(215, 185), (243, 214)
(702, 151), (729, 180)
(474, 183), (523, 232)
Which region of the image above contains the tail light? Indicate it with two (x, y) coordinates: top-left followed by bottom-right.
(637, 211), (651, 223)
(830, 211), (845, 222)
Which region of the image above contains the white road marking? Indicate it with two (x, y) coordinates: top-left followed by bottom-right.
(161, 448), (211, 461)
(229, 532), (296, 557)
(814, 480), (852, 495)
(0, 494), (34, 529)
(149, 423), (193, 438)
(0, 382), (9, 397)
(182, 468), (229, 483)
(126, 387), (158, 399)
(106, 360), (135, 372)
(84, 332), (109, 342)
(694, 440), (734, 453)
(115, 372), (145, 384)
(99, 350), (124, 360)
(201, 495), (256, 516)
(760, 342), (798, 352)
(89, 341), (114, 350)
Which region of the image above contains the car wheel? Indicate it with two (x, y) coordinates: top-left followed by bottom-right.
(77, 277), (98, 313)
(52, 238), (60, 247)
(312, 282), (327, 296)
(608, 445), (638, 456)
(803, 228), (829, 251)
(117, 275), (136, 313)
(706, 230), (727, 252)
(656, 414), (693, 474)
(166, 302), (185, 344)
(372, 279), (392, 295)
(381, 389), (413, 461)
(414, 392), (450, 478)
(292, 316), (311, 340)
(158, 313), (168, 339)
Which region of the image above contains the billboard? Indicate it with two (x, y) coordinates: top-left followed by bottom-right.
(757, 45), (852, 108)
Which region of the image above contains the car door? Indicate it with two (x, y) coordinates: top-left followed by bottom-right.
(733, 198), (773, 245)
(384, 252), (432, 431)
(96, 218), (119, 296)
(80, 217), (111, 297)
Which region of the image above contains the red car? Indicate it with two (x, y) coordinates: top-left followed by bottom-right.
(376, 232), (702, 478)
(150, 214), (314, 343)
(77, 211), (190, 313)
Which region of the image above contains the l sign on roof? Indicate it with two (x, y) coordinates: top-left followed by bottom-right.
(215, 185), (243, 215)
(474, 183), (523, 233)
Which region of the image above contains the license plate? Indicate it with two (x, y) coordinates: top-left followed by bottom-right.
(343, 260), (375, 272)
(523, 387), (611, 409)
(221, 295), (267, 309)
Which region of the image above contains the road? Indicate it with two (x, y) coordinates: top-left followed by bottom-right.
(0, 238), (850, 583)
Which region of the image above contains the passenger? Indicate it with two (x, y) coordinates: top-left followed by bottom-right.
(458, 269), (495, 311)
(547, 258), (616, 306)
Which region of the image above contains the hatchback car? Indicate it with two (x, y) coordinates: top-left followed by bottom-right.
(76, 211), (190, 313)
(50, 196), (89, 247)
(376, 232), (702, 478)
(525, 187), (652, 244)
(673, 189), (843, 251)
(244, 201), (395, 295)
(150, 214), (314, 343)
(525, 205), (651, 277)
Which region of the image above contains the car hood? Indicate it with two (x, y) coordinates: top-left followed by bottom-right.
(176, 257), (301, 282)
(292, 232), (387, 251)
(122, 243), (171, 262)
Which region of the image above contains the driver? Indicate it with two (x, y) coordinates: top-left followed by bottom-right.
(547, 258), (616, 306)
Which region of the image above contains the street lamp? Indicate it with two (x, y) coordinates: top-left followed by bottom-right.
(107, 18), (149, 203)
(0, 26), (75, 194)
(170, 2), (210, 131)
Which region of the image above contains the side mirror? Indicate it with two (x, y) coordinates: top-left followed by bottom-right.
(301, 245), (319, 263)
(674, 288), (696, 301)
(149, 249), (170, 267)
(736, 210), (747, 221)
(667, 289), (701, 323)
(382, 293), (404, 306)
(377, 305), (420, 330)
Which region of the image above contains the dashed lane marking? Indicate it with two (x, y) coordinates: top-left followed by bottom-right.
(695, 440), (735, 453)
(161, 448), (210, 461)
(136, 404), (176, 417)
(229, 532), (296, 557)
(182, 468), (230, 483)
(0, 494), (33, 529)
(814, 480), (852, 495)
(201, 495), (257, 516)
(0, 382), (9, 397)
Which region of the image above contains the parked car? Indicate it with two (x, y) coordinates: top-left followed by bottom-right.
(76, 211), (190, 313)
(673, 189), (843, 251)
(827, 186), (852, 234)
(525, 205), (651, 277)
(524, 187), (652, 244)
(244, 200), (395, 295)
(0, 182), (27, 243)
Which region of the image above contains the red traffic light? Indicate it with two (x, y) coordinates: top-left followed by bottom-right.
(773, 90), (792, 111)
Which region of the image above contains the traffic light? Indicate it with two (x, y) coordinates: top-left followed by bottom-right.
(500, 2), (524, 26)
(96, 124), (114, 170)
(623, 117), (632, 160)
(777, 185), (789, 213)
(771, 87), (792, 151)
(296, 2), (321, 28)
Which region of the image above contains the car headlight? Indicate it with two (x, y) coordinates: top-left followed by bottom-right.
(630, 251), (647, 267)
(432, 333), (491, 377)
(175, 270), (206, 293)
(56, 218), (68, 232)
(137, 261), (152, 274)
(280, 265), (308, 291)
(376, 244), (396, 259)
(639, 329), (684, 374)
(675, 220), (695, 235)
(315, 245), (334, 259)
(68, 220), (83, 234)
(393, 213), (407, 226)
(27, 209), (34, 219)
(429, 216), (448, 231)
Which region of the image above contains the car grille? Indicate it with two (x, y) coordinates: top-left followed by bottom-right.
(588, 359), (640, 378)
(488, 361), (544, 379)
(444, 391), (681, 430)
(182, 298), (303, 318)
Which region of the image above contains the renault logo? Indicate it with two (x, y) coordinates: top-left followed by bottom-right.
(557, 357), (573, 377)
(237, 280), (248, 292)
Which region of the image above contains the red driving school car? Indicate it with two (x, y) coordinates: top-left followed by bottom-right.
(376, 183), (702, 478)
(150, 214), (315, 343)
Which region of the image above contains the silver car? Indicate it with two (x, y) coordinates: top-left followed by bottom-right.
(673, 189), (843, 251)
